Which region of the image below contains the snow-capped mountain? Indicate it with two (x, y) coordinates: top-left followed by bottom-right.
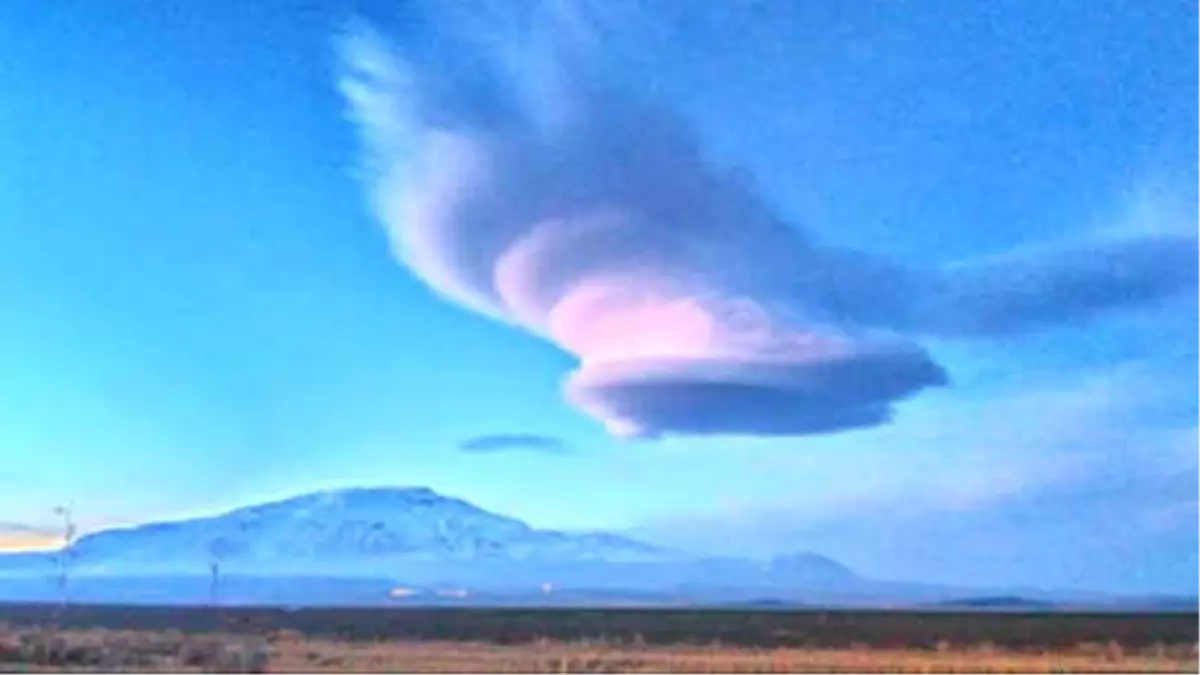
(0, 487), (1164, 608)
(63, 487), (685, 574)
(0, 487), (881, 600)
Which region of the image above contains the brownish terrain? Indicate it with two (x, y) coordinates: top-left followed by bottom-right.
(0, 604), (1195, 673)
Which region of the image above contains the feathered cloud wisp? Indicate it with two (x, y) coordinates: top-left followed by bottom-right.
(337, 6), (1196, 440)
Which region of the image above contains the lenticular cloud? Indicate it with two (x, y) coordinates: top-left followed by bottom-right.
(337, 8), (1196, 439)
(336, 21), (946, 439)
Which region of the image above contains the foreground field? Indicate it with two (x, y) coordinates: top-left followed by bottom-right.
(0, 626), (1197, 673)
(0, 605), (1195, 673)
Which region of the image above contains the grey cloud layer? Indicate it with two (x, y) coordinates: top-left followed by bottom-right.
(806, 236), (1198, 337)
(338, 4), (1197, 439)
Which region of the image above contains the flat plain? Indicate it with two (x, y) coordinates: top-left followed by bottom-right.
(0, 604), (1195, 673)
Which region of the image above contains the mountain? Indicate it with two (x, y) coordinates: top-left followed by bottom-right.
(62, 487), (685, 574)
(0, 487), (876, 605)
(0, 487), (1172, 609)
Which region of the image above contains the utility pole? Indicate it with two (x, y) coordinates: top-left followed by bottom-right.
(209, 537), (237, 608)
(209, 559), (220, 606)
(52, 505), (76, 615)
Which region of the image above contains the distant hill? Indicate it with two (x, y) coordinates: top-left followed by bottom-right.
(767, 553), (858, 585)
(930, 596), (1057, 609)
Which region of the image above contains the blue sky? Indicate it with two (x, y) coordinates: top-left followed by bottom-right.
(1, 0), (1196, 593)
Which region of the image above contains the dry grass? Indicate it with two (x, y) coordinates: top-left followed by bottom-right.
(0, 625), (1195, 673)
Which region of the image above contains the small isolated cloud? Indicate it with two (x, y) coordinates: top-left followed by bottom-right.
(338, 3), (1197, 439)
(458, 433), (572, 455)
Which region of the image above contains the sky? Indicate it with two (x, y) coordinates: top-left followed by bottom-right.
(0, 0), (1196, 593)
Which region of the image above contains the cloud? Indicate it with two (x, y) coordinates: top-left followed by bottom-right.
(0, 521), (58, 536)
(337, 4), (1197, 439)
(804, 235), (1198, 338)
(458, 433), (571, 454)
(629, 363), (1198, 592)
